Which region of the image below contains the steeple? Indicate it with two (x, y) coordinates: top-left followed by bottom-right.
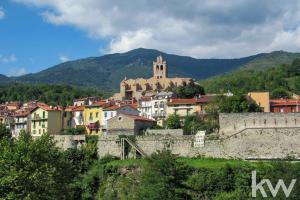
(153, 56), (168, 79)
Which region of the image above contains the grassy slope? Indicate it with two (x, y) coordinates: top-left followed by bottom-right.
(106, 157), (274, 169)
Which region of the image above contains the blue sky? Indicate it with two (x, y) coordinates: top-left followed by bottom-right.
(1, 0), (300, 76)
(0, 0), (108, 76)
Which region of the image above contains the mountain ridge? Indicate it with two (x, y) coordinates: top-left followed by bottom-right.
(1, 48), (300, 91)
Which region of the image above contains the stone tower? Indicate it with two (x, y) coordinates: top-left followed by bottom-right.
(153, 55), (168, 79)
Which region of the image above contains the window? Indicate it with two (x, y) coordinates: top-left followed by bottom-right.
(89, 113), (93, 120)
(96, 112), (99, 118)
(33, 130), (36, 135)
(39, 129), (41, 134)
(104, 112), (107, 118)
(160, 65), (163, 70)
(110, 112), (113, 117)
(43, 111), (45, 118)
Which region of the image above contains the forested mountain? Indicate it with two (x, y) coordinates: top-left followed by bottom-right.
(0, 74), (10, 85)
(4, 48), (262, 90)
(0, 84), (103, 106)
(200, 58), (300, 97)
(1, 49), (300, 92)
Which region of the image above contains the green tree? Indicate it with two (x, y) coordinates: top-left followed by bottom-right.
(165, 114), (181, 129)
(136, 150), (191, 200)
(218, 94), (262, 113)
(0, 124), (10, 140)
(183, 114), (203, 135)
(171, 81), (205, 98)
(0, 132), (76, 199)
(271, 88), (290, 99)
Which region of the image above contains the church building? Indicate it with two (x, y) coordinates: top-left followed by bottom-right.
(113, 56), (192, 100)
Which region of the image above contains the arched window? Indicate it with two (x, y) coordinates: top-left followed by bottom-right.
(160, 65), (163, 70)
(156, 65), (159, 70)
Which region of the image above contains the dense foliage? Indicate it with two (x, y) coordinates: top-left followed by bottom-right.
(74, 151), (300, 200)
(64, 127), (86, 135)
(1, 124), (300, 200)
(201, 59), (300, 98)
(216, 94), (262, 113)
(168, 81), (205, 98)
(136, 150), (191, 199)
(165, 114), (181, 129)
(0, 83), (103, 106)
(0, 131), (76, 199)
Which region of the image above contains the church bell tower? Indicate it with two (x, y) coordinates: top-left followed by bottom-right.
(153, 55), (168, 79)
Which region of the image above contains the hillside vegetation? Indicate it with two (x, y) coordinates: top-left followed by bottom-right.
(2, 125), (300, 199)
(201, 58), (300, 97)
(2, 48), (264, 90)
(0, 84), (103, 106)
(1, 49), (300, 92)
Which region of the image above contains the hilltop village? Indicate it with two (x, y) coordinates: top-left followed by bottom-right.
(1, 56), (300, 159)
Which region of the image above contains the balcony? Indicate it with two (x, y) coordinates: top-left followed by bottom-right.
(152, 112), (166, 118)
(32, 115), (47, 121)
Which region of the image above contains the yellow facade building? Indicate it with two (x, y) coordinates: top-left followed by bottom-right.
(84, 101), (106, 136)
(247, 92), (270, 112)
(30, 104), (67, 137)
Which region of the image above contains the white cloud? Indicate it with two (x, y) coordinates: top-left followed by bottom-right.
(59, 54), (70, 62)
(0, 55), (17, 63)
(8, 67), (27, 77)
(13, 0), (300, 58)
(0, 7), (5, 19)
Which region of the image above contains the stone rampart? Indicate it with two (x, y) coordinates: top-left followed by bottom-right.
(54, 135), (86, 150)
(145, 129), (183, 136)
(219, 113), (300, 137)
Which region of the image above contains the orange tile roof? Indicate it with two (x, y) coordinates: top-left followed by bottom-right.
(13, 111), (31, 117)
(168, 96), (214, 105)
(123, 114), (156, 122)
(64, 106), (75, 112)
(104, 104), (138, 111)
(270, 99), (300, 106)
(72, 106), (85, 111)
(168, 98), (197, 105)
(36, 103), (62, 111)
(104, 105), (121, 111)
(90, 100), (108, 107)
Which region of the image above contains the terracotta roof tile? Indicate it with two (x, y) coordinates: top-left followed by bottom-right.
(72, 106), (85, 111)
(270, 99), (300, 106)
(123, 114), (156, 122)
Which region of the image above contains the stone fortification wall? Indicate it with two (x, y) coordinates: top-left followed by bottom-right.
(54, 135), (86, 150)
(145, 129), (183, 136)
(219, 113), (300, 137)
(197, 128), (300, 159)
(98, 128), (300, 160)
(98, 135), (194, 158)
